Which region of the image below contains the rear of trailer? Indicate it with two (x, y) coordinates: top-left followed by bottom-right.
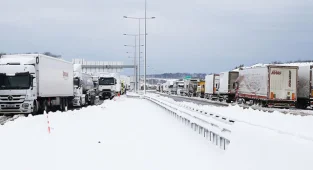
(296, 65), (313, 108)
(204, 74), (220, 99)
(237, 65), (298, 107)
(218, 71), (239, 102)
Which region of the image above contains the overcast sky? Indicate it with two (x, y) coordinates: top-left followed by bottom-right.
(1, 0), (313, 75)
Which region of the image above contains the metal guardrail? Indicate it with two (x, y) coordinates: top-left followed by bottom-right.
(145, 95), (233, 150)
(155, 92), (229, 107)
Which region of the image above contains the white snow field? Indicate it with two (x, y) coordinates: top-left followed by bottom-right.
(1, 95), (313, 170)
(0, 96), (223, 170)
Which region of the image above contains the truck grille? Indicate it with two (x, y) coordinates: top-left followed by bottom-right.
(0, 95), (26, 103)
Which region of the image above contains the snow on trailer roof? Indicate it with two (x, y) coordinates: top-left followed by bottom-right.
(1, 54), (72, 64)
(0, 57), (36, 65)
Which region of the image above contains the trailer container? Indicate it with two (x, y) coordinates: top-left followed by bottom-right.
(205, 74), (220, 99)
(72, 64), (97, 107)
(295, 65), (313, 108)
(236, 65), (298, 107)
(0, 54), (73, 115)
(218, 71), (239, 103)
(196, 80), (205, 98)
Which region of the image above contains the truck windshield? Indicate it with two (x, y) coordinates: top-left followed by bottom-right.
(169, 85), (173, 88)
(99, 77), (115, 85)
(0, 74), (30, 89)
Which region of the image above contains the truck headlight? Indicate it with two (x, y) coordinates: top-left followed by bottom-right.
(22, 103), (29, 109)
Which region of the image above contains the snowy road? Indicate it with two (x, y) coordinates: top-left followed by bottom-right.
(0, 96), (223, 170)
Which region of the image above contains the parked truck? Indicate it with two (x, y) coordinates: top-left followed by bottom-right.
(236, 65), (298, 108)
(98, 72), (120, 99)
(176, 80), (185, 95)
(0, 54), (73, 115)
(294, 65), (313, 109)
(205, 74), (220, 100)
(187, 78), (199, 97)
(72, 64), (97, 107)
(196, 80), (205, 98)
(167, 80), (177, 95)
(218, 71), (239, 103)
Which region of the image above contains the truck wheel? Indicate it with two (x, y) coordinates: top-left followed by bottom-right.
(32, 101), (38, 115)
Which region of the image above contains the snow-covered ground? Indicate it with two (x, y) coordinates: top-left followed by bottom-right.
(152, 94), (313, 139)
(1, 95), (313, 170)
(147, 94), (313, 170)
(0, 96), (223, 170)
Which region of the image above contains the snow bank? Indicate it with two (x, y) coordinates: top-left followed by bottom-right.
(147, 94), (313, 170)
(151, 94), (313, 139)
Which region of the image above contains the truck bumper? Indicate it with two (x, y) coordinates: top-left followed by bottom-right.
(100, 91), (113, 99)
(268, 102), (295, 108)
(0, 101), (33, 115)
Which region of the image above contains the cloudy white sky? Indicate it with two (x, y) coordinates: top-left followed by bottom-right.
(1, 0), (313, 74)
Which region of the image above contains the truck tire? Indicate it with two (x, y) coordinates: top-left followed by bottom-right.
(32, 100), (38, 115)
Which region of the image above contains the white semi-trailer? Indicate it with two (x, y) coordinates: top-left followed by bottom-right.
(294, 65), (313, 109)
(205, 74), (220, 100)
(0, 54), (73, 115)
(218, 71), (239, 103)
(72, 64), (97, 107)
(236, 65), (298, 107)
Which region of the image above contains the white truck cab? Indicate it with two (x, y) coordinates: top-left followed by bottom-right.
(0, 63), (36, 114)
(98, 76), (117, 99)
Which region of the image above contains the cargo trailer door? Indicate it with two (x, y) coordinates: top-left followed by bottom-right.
(229, 72), (239, 93)
(269, 67), (297, 101)
(214, 75), (220, 94)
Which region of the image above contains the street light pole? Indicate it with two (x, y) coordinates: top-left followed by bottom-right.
(124, 44), (137, 92)
(138, 20), (141, 91)
(144, 0), (147, 94)
(123, 15), (155, 93)
(134, 37), (137, 92)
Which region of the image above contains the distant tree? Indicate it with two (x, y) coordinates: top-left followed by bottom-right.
(43, 52), (62, 58)
(234, 64), (244, 70)
(271, 61), (283, 64)
(0, 52), (6, 57)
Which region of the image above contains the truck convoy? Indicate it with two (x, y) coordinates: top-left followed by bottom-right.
(72, 64), (97, 107)
(156, 64), (305, 109)
(236, 65), (298, 108)
(0, 54), (73, 115)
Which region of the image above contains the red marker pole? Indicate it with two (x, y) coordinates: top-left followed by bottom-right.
(47, 114), (51, 134)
